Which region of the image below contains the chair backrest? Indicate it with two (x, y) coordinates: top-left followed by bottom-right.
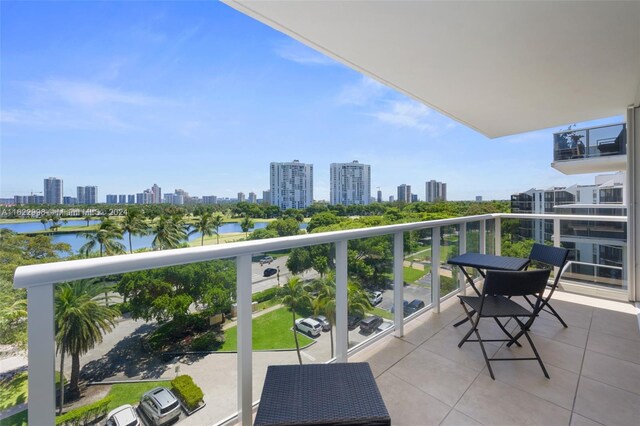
(483, 269), (551, 297)
(529, 243), (569, 268)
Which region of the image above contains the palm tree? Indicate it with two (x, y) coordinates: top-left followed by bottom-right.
(79, 219), (125, 257)
(152, 214), (187, 250)
(279, 276), (311, 365)
(240, 215), (254, 239)
(55, 279), (118, 403)
(347, 281), (372, 319)
(313, 276), (336, 358)
(211, 214), (224, 244)
(40, 218), (47, 230)
(120, 209), (149, 253)
(188, 212), (216, 246)
(83, 215), (92, 227)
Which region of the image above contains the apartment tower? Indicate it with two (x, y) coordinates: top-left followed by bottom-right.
(270, 160), (313, 209)
(330, 161), (371, 206)
(43, 177), (63, 205)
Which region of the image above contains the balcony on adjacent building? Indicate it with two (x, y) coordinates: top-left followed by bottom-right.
(551, 124), (627, 175)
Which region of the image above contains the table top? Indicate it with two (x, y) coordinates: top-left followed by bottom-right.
(447, 252), (530, 271)
(254, 363), (391, 426)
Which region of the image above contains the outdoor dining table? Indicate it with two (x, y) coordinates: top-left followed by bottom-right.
(254, 362), (391, 426)
(447, 252), (530, 327)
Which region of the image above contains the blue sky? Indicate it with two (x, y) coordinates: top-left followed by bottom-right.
(0, 1), (623, 202)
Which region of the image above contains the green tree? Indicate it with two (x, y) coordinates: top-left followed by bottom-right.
(240, 215), (254, 239)
(266, 218), (300, 237)
(55, 279), (118, 401)
(152, 215), (187, 250)
(279, 276), (311, 365)
(83, 215), (92, 227)
(79, 219), (125, 257)
(306, 211), (341, 233)
(347, 281), (372, 317)
(286, 248), (312, 275)
(189, 212), (216, 246)
(313, 276), (336, 358)
(120, 208), (149, 253)
(40, 217), (48, 230)
(211, 214), (225, 244)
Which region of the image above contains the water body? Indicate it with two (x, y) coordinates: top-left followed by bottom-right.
(0, 221), (271, 256)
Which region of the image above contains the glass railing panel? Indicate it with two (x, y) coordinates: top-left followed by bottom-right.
(465, 221), (482, 282)
(347, 236), (393, 349)
(553, 123), (626, 161)
(440, 224), (460, 297)
(485, 219), (496, 255)
(403, 229), (432, 317)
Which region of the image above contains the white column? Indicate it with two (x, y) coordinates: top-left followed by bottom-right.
(27, 284), (55, 426)
(393, 232), (404, 337)
(628, 105), (639, 302)
(554, 218), (562, 277)
(479, 220), (486, 254)
(432, 227), (441, 313)
(236, 255), (252, 426)
(494, 217), (502, 256)
(335, 240), (348, 362)
(458, 223), (467, 295)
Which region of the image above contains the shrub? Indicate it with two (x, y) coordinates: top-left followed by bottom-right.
(55, 396), (112, 425)
(171, 375), (204, 411)
(252, 287), (279, 303)
(190, 331), (223, 351)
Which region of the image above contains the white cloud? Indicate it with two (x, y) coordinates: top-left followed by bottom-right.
(370, 101), (433, 131)
(273, 40), (336, 66)
(25, 80), (161, 107)
(336, 76), (388, 106)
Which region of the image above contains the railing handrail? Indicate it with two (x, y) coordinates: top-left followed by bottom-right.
(13, 212), (627, 289)
(553, 122), (625, 136)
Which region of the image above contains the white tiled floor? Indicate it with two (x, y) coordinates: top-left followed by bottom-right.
(351, 291), (640, 425)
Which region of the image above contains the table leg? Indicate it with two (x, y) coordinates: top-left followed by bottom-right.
(453, 267), (482, 327)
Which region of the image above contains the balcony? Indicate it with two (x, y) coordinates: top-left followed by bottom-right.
(11, 213), (635, 425)
(551, 124), (627, 175)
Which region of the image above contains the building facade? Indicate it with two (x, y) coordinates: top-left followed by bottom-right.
(106, 194), (118, 204)
(397, 184), (411, 203)
(262, 190), (271, 205)
(270, 160), (313, 209)
(151, 184), (162, 204)
(43, 177), (63, 205)
(425, 180), (447, 202)
(77, 186), (97, 205)
(248, 192), (257, 204)
(329, 161), (371, 206)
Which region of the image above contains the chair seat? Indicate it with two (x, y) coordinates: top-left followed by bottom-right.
(458, 295), (533, 317)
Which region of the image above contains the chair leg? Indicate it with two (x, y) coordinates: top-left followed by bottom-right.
(453, 309), (475, 327)
(544, 303), (568, 328)
(473, 324), (495, 380)
(458, 303), (477, 348)
(493, 317), (522, 347)
(516, 318), (550, 379)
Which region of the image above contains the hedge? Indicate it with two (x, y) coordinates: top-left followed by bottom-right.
(171, 375), (204, 411)
(55, 396), (112, 426)
(252, 287), (279, 304)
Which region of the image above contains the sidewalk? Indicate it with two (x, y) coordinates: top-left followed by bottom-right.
(222, 303), (283, 331)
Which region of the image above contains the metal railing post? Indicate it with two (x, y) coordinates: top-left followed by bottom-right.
(393, 232), (404, 337)
(335, 240), (348, 362)
(236, 255), (252, 426)
(494, 216), (502, 256)
(432, 227), (441, 313)
(27, 284), (55, 426)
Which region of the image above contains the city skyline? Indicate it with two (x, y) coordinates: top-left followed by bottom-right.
(0, 1), (623, 201)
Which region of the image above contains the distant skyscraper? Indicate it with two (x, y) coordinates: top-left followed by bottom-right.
(127, 194), (135, 204)
(106, 194), (118, 204)
(44, 177), (63, 204)
(270, 160), (313, 209)
(151, 184), (162, 204)
(330, 161), (371, 206)
(262, 190), (271, 205)
(397, 184), (411, 203)
(248, 192), (257, 204)
(77, 186), (97, 204)
(476, 195), (483, 202)
(118, 195), (126, 204)
(389, 195), (395, 202)
(237, 192), (246, 202)
(411, 194), (418, 202)
(63, 196), (77, 205)
(377, 190), (382, 203)
(202, 196), (217, 205)
(425, 180), (447, 202)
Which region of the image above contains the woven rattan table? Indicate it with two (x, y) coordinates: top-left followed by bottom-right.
(254, 363), (390, 426)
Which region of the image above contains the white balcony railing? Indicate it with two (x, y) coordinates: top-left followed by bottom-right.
(13, 212), (628, 425)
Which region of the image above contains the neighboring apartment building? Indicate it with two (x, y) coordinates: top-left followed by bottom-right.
(77, 186), (97, 205)
(118, 195), (127, 204)
(43, 177), (63, 205)
(151, 184), (162, 204)
(106, 194), (118, 204)
(330, 161), (371, 206)
(127, 194), (135, 204)
(237, 192), (246, 202)
(425, 180), (447, 202)
(262, 190), (271, 205)
(511, 172), (626, 287)
(397, 184), (411, 203)
(270, 160), (313, 209)
(248, 192), (257, 204)
(202, 195), (217, 205)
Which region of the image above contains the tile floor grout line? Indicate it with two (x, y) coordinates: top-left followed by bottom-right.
(568, 312), (593, 425)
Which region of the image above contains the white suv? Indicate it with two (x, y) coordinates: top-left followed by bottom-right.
(295, 318), (322, 337)
(139, 387), (180, 425)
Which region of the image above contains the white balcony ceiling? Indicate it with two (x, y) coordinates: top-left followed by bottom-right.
(223, 1), (640, 138)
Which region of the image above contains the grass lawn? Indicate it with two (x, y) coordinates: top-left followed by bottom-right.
(188, 232), (245, 247)
(0, 372), (65, 411)
(369, 306), (393, 320)
(106, 380), (171, 411)
(0, 410), (27, 426)
(403, 266), (426, 283)
(221, 307), (314, 351)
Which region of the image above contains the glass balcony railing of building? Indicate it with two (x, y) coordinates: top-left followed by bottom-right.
(553, 123), (626, 161)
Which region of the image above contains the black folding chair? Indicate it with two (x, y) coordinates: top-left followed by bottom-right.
(525, 243), (570, 328)
(457, 269), (551, 380)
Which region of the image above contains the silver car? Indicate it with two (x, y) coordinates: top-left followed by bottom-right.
(139, 387), (180, 425)
(106, 404), (140, 426)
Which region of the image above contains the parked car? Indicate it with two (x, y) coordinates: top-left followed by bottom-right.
(313, 315), (331, 331)
(106, 404), (140, 426)
(295, 317), (322, 337)
(259, 256), (274, 266)
(347, 315), (362, 330)
(390, 300), (409, 315)
(370, 291), (383, 306)
(263, 267), (277, 277)
(406, 299), (425, 314)
(139, 387), (181, 426)
(359, 315), (383, 334)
